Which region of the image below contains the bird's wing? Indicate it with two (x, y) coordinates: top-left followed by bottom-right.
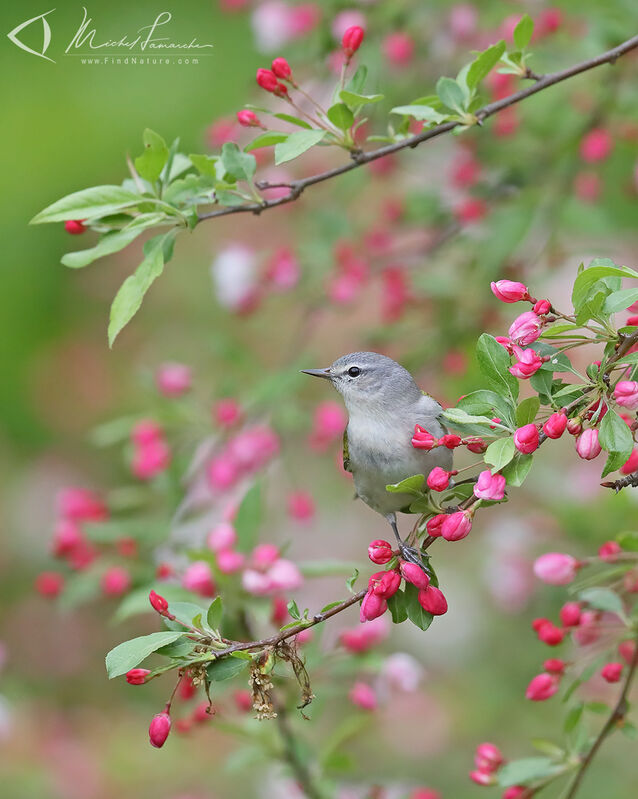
(342, 428), (352, 473)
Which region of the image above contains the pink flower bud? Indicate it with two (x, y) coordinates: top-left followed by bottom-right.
(619, 640), (636, 665)
(360, 588), (388, 622)
(256, 68), (284, 94)
(101, 566), (131, 597)
(425, 513), (447, 537)
(370, 569), (401, 599)
(155, 362), (191, 397)
(495, 336), (514, 353)
(411, 424), (438, 450)
(417, 585), (448, 615)
(537, 623), (565, 646)
(508, 311), (543, 345)
(533, 553), (578, 585)
(252, 543), (280, 569)
(473, 470), (506, 501)
(65, 219), (86, 235)
(234, 689), (253, 713)
(543, 412), (568, 439)
(56, 487), (108, 522)
(427, 466), (453, 492)
(382, 32), (414, 67)
(182, 561), (216, 597)
(575, 428), (601, 460)
(439, 434), (462, 449)
(408, 789), (442, 799)
(509, 346), (544, 379)
(287, 490), (315, 522)
(342, 25), (364, 56)
(441, 510), (473, 542)
(213, 398), (242, 428)
(149, 589), (170, 616)
(271, 57), (292, 79)
(400, 561), (430, 589)
(469, 769), (495, 786)
(490, 279), (529, 303)
(267, 559), (303, 592)
(514, 424), (539, 454)
(474, 742), (504, 772)
(573, 610), (601, 646)
(567, 418), (582, 436)
(310, 401), (347, 450)
(35, 571), (65, 598)
(131, 419), (163, 446)
(149, 710), (171, 748)
(237, 109), (261, 127)
(503, 787), (529, 799)
(51, 518), (84, 557)
(525, 672), (560, 701)
(614, 380), (638, 410)
(207, 522), (237, 553)
(532, 616), (551, 632)
(455, 197), (487, 225)
(132, 439), (171, 480)
(349, 681), (377, 710)
(533, 299), (551, 315)
(368, 539), (394, 565)
(466, 437), (488, 454)
(580, 128), (613, 163)
(543, 658), (566, 675)
(340, 617), (388, 653)
(217, 549), (245, 574)
(621, 448), (638, 475)
(601, 662), (623, 683)
(207, 454), (240, 491)
(598, 540), (621, 562)
(559, 602), (582, 627)
(126, 668), (151, 685)
(265, 247), (300, 290)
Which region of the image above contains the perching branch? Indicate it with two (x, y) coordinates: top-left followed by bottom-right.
(564, 634), (638, 799)
(197, 33), (638, 224)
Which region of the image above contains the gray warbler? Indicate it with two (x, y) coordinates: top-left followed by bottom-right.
(302, 351), (452, 570)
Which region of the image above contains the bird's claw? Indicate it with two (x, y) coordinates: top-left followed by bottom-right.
(398, 542), (431, 575)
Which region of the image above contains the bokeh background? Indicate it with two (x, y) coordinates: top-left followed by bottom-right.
(1, 1), (638, 797)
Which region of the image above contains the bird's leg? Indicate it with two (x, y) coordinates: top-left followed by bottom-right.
(388, 517), (431, 575)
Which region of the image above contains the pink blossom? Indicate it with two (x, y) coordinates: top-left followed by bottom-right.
(533, 552), (579, 585)
(573, 610), (601, 646)
(417, 585), (448, 615)
(451, 153), (481, 188)
(490, 280), (529, 303)
(265, 247), (300, 290)
(543, 658), (566, 675)
(449, 4), (478, 40)
(614, 380), (638, 410)
(242, 569), (273, 595)
(382, 32), (414, 66)
(155, 362), (191, 397)
(310, 401), (347, 450)
(131, 419), (163, 446)
(217, 549), (245, 574)
(287, 490), (315, 522)
(474, 742), (504, 772)
(426, 514), (447, 537)
(252, 543), (280, 569)
(509, 311), (543, 345)
(412, 424), (438, 450)
(469, 770), (495, 786)
(149, 711), (171, 748)
(368, 539), (394, 565)
(228, 425), (280, 470)
(559, 602), (582, 627)
(182, 561), (216, 597)
(126, 668), (151, 685)
(370, 569), (401, 599)
(525, 672), (560, 701)
(381, 652), (423, 692)
(621, 448), (638, 475)
(207, 522), (237, 553)
(35, 571), (65, 598)
(509, 346), (544, 379)
(360, 588), (387, 622)
(502, 787), (529, 799)
(381, 266), (410, 322)
(473, 470), (506, 501)
(266, 558), (303, 591)
(543, 412), (568, 439)
(580, 128), (613, 163)
(514, 424), (539, 454)
(427, 466), (453, 492)
(52, 518), (84, 557)
(101, 566), (131, 597)
(349, 681), (377, 711)
(206, 118), (235, 148)
(455, 197), (487, 225)
(441, 510), (473, 541)
(211, 244), (258, 311)
(619, 640), (636, 664)
(213, 398), (242, 428)
(537, 623), (565, 646)
(601, 662), (623, 683)
(598, 540), (621, 562)
(207, 453), (240, 491)
(340, 616), (389, 653)
(56, 487), (108, 522)
(132, 439), (171, 480)
(575, 428), (601, 460)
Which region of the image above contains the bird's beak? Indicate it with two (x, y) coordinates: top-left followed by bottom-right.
(300, 367), (332, 380)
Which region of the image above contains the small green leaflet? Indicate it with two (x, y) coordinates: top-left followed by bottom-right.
(245, 132), (289, 151)
(513, 14), (534, 50)
(31, 185), (143, 224)
(221, 142), (256, 182)
(346, 568), (359, 593)
(189, 153), (219, 176)
(105, 630), (185, 678)
(443, 407), (497, 427)
(436, 76), (466, 114)
(206, 656), (250, 682)
(485, 437), (516, 473)
(390, 105), (447, 123)
(274, 130), (326, 165)
(339, 89), (384, 107)
(578, 587), (625, 617)
(466, 40), (506, 88)
(497, 757), (563, 788)
(327, 103), (354, 130)
(135, 128), (169, 184)
(476, 333), (519, 403)
(516, 397), (540, 427)
(599, 408), (634, 478)
(386, 474), (425, 496)
(207, 596), (223, 631)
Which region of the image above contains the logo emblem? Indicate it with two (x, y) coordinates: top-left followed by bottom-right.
(7, 9), (56, 62)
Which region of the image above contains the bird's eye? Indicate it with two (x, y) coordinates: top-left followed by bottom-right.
(348, 366), (361, 377)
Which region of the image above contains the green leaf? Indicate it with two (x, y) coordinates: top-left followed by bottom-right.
(189, 153), (218, 176)
(498, 757), (563, 788)
(235, 482), (262, 552)
(617, 531), (638, 551)
(390, 105), (447, 123)
(346, 65), (367, 95)
(599, 409), (634, 477)
(387, 589), (408, 624)
(579, 587), (624, 616)
(206, 656), (250, 682)
(339, 90), (384, 107)
(476, 334), (519, 403)
(436, 76), (466, 113)
(346, 568), (359, 593)
(108, 231), (174, 347)
(530, 369), (553, 401)
(530, 342), (572, 372)
(457, 389), (516, 428)
(287, 600), (301, 620)
(61, 214), (167, 268)
(221, 142), (256, 182)
(603, 287), (638, 315)
(516, 397), (540, 427)
(467, 40), (506, 88)
(485, 437), (516, 472)
(135, 128), (169, 184)
(443, 408), (499, 427)
(404, 583), (433, 631)
(105, 631), (185, 678)
(586, 701), (609, 714)
(207, 597), (223, 631)
(163, 174), (215, 205)
(564, 702), (584, 733)
(244, 132), (289, 151)
(273, 112), (312, 129)
(31, 185), (143, 224)
(386, 474), (425, 496)
(572, 260), (638, 313)
(274, 130), (326, 165)
(501, 453), (533, 487)
(327, 103), (355, 130)
(513, 14), (534, 50)
(166, 601), (207, 629)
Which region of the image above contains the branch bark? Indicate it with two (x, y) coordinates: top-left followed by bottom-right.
(197, 34), (638, 224)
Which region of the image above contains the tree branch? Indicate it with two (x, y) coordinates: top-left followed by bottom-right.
(197, 34), (638, 224)
(565, 634), (638, 799)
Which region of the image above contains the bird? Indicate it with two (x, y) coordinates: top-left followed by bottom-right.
(302, 351), (452, 570)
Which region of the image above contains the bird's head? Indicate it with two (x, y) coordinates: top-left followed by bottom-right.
(301, 351), (421, 413)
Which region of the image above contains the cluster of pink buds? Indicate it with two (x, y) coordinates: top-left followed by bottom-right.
(340, 616), (388, 653)
(426, 508), (475, 542)
(614, 380), (638, 411)
(241, 542), (303, 596)
(207, 424), (279, 492)
(469, 743), (530, 797)
(327, 240), (370, 305)
(526, 659), (565, 701)
(155, 362), (191, 398)
(533, 553), (581, 585)
(131, 420), (172, 480)
(412, 424), (487, 454)
(509, 345), (549, 379)
(309, 400), (347, 451)
(255, 58), (291, 98)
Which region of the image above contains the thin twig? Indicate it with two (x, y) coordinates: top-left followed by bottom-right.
(564, 634), (638, 799)
(197, 34), (638, 224)
(275, 704), (325, 799)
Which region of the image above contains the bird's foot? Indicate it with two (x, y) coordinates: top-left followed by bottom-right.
(398, 542), (431, 575)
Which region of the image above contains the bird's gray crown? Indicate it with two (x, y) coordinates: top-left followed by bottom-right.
(326, 351), (422, 412)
